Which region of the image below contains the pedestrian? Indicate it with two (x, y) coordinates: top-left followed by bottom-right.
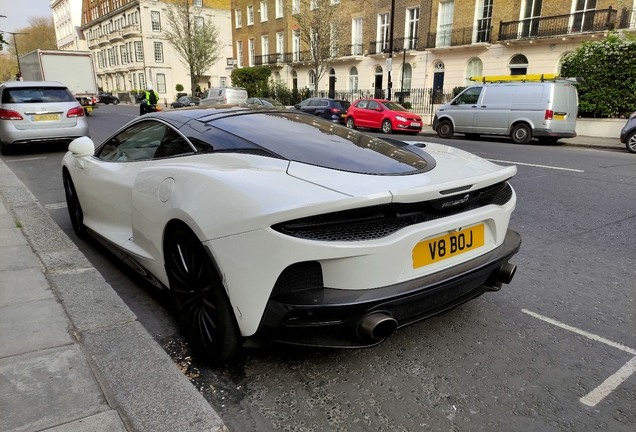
(139, 84), (159, 115)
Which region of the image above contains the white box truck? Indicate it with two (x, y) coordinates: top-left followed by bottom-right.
(19, 49), (98, 115)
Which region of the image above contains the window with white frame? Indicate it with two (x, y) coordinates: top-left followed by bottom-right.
(133, 73), (137, 90)
(292, 0), (300, 14)
(151, 11), (161, 31)
(276, 32), (284, 63)
(260, 1), (268, 21)
(293, 30), (301, 61)
(377, 13), (390, 53)
(310, 0), (317, 10)
(135, 41), (144, 61)
(352, 17), (363, 55)
(405, 7), (419, 50)
(220, 76), (227, 87)
(195, 16), (204, 29)
(349, 67), (358, 91)
(465, 57), (483, 85)
(248, 38), (255, 66)
(108, 48), (115, 66)
(154, 42), (163, 62)
(520, 0), (542, 37)
(436, 0), (454, 47)
(572, 0), (596, 32)
(247, 5), (254, 25)
(401, 63), (412, 90)
(156, 73), (166, 93)
(235, 9), (242, 28)
(194, 0), (202, 6)
(139, 73), (146, 89)
(276, 0), (283, 17)
(237, 40), (244, 67)
(261, 35), (269, 63)
(309, 70), (315, 91)
(475, 0), (493, 43)
(120, 45), (127, 64)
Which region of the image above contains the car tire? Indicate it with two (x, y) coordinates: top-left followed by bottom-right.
(63, 169), (87, 239)
(511, 123), (532, 144)
(346, 117), (356, 129)
(165, 224), (241, 361)
(437, 119), (453, 139)
(382, 119), (393, 134)
(0, 141), (12, 156)
(626, 131), (636, 154)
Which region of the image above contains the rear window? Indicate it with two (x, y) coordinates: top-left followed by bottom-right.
(333, 101), (350, 110)
(2, 86), (75, 104)
(206, 112), (431, 175)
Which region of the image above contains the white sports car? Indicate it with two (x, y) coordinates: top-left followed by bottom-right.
(62, 106), (521, 361)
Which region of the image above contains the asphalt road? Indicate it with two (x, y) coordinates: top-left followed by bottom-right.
(2, 104), (635, 432)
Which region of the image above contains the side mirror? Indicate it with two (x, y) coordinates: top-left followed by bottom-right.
(375, 107), (382, 112)
(294, 104), (300, 109)
(68, 136), (95, 157)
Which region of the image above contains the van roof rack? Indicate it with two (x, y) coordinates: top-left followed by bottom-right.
(469, 74), (571, 83)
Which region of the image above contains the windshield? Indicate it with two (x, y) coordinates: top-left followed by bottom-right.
(206, 112), (432, 175)
(2, 86), (75, 103)
(382, 101), (408, 111)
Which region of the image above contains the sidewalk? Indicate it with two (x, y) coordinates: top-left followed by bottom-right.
(0, 161), (226, 431)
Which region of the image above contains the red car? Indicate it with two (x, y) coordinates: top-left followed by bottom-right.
(346, 99), (422, 135)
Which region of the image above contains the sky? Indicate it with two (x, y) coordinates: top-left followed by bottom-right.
(0, 0), (53, 33)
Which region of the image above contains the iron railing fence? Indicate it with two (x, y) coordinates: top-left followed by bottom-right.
(499, 7), (617, 41)
(367, 37), (419, 55)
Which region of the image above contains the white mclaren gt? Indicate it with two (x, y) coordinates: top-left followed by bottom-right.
(62, 106), (521, 361)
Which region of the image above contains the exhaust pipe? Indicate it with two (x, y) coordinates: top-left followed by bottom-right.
(358, 313), (398, 341)
(497, 263), (517, 285)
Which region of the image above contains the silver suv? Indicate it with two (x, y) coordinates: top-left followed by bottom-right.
(0, 81), (90, 155)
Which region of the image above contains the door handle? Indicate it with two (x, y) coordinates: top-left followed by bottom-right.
(471, 105), (477, 108)
(481, 105), (487, 108)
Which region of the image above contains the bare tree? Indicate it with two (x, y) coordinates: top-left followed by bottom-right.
(163, 0), (222, 95)
(289, 0), (361, 97)
(8, 16), (56, 59)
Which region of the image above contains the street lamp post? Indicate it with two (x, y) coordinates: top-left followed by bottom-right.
(387, 0), (396, 101)
(0, 30), (28, 78)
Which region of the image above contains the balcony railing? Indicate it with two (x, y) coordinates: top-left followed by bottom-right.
(425, 26), (491, 48)
(618, 8), (636, 29)
(367, 37), (419, 55)
(499, 7), (617, 41)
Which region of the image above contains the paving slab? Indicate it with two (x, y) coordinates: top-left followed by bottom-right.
(41, 411), (126, 432)
(0, 345), (109, 432)
(0, 244), (42, 272)
(0, 227), (27, 247)
(0, 267), (52, 306)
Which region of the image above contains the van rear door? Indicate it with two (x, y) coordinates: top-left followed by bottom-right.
(547, 83), (578, 135)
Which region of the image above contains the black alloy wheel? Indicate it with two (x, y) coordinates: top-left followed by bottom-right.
(166, 225), (240, 361)
(63, 170), (87, 239)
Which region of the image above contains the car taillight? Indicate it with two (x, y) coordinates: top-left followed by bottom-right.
(0, 109), (23, 120)
(545, 109), (554, 120)
(330, 108), (340, 113)
(67, 106), (85, 118)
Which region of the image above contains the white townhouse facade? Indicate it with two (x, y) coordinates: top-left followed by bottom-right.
(51, 0), (88, 50)
(81, 0), (232, 100)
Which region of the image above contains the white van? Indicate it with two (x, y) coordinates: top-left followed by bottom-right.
(433, 80), (578, 144)
(200, 87), (248, 106)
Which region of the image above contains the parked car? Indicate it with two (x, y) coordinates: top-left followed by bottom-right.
(620, 111), (636, 153)
(346, 99), (423, 134)
(246, 97), (285, 108)
(433, 79), (578, 144)
(200, 87), (248, 106)
(0, 81), (89, 155)
(62, 105), (521, 360)
(171, 96), (201, 109)
(292, 97), (350, 124)
(97, 91), (120, 105)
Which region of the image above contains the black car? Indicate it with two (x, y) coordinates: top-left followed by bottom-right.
(292, 97), (351, 124)
(620, 111), (636, 153)
(97, 92), (119, 105)
(171, 96), (201, 109)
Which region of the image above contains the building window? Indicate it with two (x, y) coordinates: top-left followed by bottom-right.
(276, 0), (283, 18)
(237, 40), (243, 67)
(508, 54), (528, 75)
(261, 35), (269, 63)
(154, 42), (163, 62)
(248, 38), (255, 66)
(135, 41), (144, 61)
(352, 17), (363, 55)
(520, 0), (542, 37)
(120, 45), (127, 64)
(139, 72), (146, 89)
(151, 11), (161, 31)
(108, 48), (115, 66)
(309, 70), (315, 91)
(293, 30), (301, 62)
(277, 32), (284, 59)
(195, 16), (204, 29)
(572, 0), (597, 32)
(349, 66), (358, 91)
(401, 63), (412, 90)
(220, 76), (227, 87)
(377, 13), (390, 53)
(156, 73), (166, 93)
(97, 52), (104, 68)
(235, 9), (242, 28)
(194, 0), (202, 6)
(475, 0), (493, 43)
(466, 57), (483, 84)
(405, 7), (419, 50)
(247, 5), (254, 25)
(292, 0), (300, 14)
(436, 0), (455, 47)
(260, 1), (268, 21)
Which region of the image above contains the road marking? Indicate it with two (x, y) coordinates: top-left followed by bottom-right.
(487, 159), (585, 173)
(45, 203), (67, 210)
(522, 309), (636, 407)
(4, 157), (47, 163)
(580, 356), (636, 407)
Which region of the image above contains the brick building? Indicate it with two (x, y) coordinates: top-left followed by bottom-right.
(231, 0), (636, 102)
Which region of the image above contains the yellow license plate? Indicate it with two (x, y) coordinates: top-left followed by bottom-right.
(85, 107), (93, 113)
(33, 114), (60, 121)
(554, 114), (565, 120)
(412, 224), (485, 268)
